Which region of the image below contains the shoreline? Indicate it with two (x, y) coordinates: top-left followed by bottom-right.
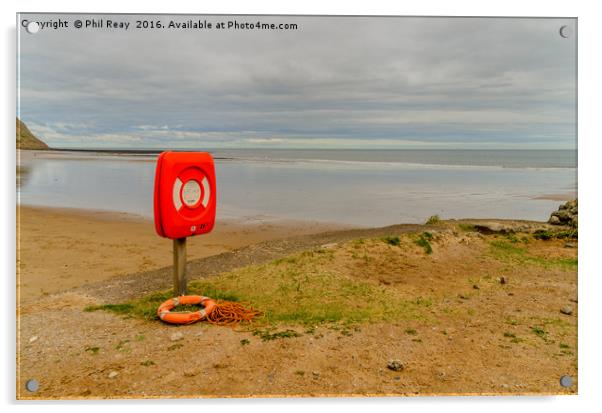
(17, 205), (351, 300)
(17, 203), (570, 302)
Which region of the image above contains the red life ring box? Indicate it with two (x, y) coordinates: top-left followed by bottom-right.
(154, 151), (216, 239)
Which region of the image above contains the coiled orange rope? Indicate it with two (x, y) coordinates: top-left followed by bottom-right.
(207, 300), (262, 326)
(157, 295), (260, 326)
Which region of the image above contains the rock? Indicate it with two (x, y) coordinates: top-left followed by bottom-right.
(311, 371), (320, 379)
(387, 360), (404, 372)
(473, 223), (513, 234)
(29, 336), (39, 343)
(108, 371), (119, 379)
(560, 306), (573, 315)
(498, 276), (508, 285)
(548, 199), (578, 228)
(320, 242), (338, 249)
(551, 210), (571, 223)
(170, 332), (184, 342)
(472, 284), (480, 290)
(458, 293), (469, 300)
(564, 242), (577, 248)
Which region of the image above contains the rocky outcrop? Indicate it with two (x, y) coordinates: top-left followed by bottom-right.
(549, 199), (578, 227)
(16, 118), (49, 150)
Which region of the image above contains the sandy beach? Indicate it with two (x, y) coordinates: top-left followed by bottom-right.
(17, 206), (348, 300)
(16, 205), (577, 398)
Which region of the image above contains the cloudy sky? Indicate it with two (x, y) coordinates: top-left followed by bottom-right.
(18, 14), (576, 149)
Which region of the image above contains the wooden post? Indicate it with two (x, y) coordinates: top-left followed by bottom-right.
(173, 237), (187, 296)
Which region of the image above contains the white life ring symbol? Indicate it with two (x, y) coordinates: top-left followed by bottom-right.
(172, 176), (211, 211)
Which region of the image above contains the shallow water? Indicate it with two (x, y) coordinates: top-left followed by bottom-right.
(17, 150), (577, 227)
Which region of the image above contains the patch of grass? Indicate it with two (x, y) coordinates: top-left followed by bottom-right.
(425, 215), (441, 225)
(533, 229), (578, 241)
(555, 229), (578, 239)
(353, 238), (365, 245)
(135, 334), (145, 341)
(414, 297), (433, 307)
(489, 240), (577, 270)
(240, 339), (250, 346)
(531, 326), (548, 340)
(252, 329), (301, 341)
(85, 346), (100, 355)
(84, 303), (134, 314)
(533, 230), (554, 240)
(295, 370), (305, 376)
(503, 332), (516, 338)
(414, 232), (433, 254)
(140, 360), (155, 367)
(382, 236), (401, 246)
(86, 238), (433, 326)
(404, 328), (417, 335)
(458, 223), (476, 232)
(84, 284), (241, 321)
(505, 234), (519, 243)
(559, 343), (570, 349)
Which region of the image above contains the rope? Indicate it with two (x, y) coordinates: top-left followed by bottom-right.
(205, 300), (261, 326)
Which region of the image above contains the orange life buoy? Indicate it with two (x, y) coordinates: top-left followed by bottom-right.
(157, 295), (216, 324)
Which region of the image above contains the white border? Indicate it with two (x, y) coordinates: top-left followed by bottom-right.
(3, 1), (601, 412)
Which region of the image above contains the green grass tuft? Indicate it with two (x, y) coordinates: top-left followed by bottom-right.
(85, 346), (100, 355)
(382, 236), (401, 246)
(425, 215), (441, 225)
(84, 303), (134, 314)
(533, 230), (554, 240)
(414, 232), (433, 254)
(140, 360), (155, 367)
(531, 326), (547, 340)
(489, 240), (577, 270)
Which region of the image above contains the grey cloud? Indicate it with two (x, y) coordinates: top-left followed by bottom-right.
(18, 15), (576, 148)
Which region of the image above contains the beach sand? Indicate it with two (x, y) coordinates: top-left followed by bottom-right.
(531, 193), (576, 201)
(17, 206), (348, 300)
(16, 207), (577, 398)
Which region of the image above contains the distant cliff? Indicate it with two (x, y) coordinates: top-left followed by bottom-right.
(17, 118), (49, 150)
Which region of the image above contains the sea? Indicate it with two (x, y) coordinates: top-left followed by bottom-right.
(17, 149), (577, 227)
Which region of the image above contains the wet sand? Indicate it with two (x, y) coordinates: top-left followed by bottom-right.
(17, 206), (348, 300)
(531, 193), (576, 201)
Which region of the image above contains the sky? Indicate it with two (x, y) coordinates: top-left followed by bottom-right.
(18, 14), (577, 149)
